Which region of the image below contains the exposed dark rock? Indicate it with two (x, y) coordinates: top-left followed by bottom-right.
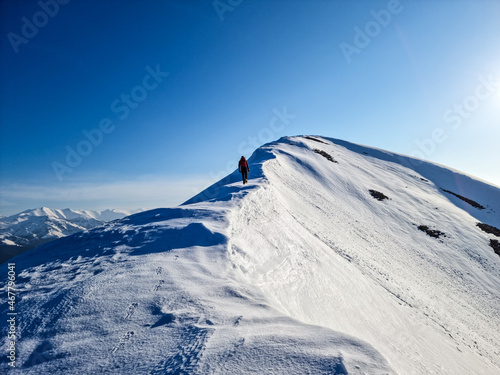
(304, 136), (327, 144)
(476, 222), (500, 237)
(418, 225), (446, 239)
(369, 190), (389, 201)
(441, 188), (485, 210)
(490, 239), (500, 256)
(313, 149), (338, 163)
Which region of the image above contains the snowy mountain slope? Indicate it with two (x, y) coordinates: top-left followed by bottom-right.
(1, 204), (392, 374)
(227, 136), (500, 374)
(0, 208), (135, 264)
(1, 135), (499, 374)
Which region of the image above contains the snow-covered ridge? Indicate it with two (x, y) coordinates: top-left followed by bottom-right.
(0, 207), (138, 263)
(229, 136), (500, 374)
(1, 136), (499, 374)
(5, 207), (133, 222)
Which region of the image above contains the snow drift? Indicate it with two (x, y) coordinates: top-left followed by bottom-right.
(1, 136), (499, 374)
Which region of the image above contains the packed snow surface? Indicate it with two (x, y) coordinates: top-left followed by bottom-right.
(1, 136), (499, 374)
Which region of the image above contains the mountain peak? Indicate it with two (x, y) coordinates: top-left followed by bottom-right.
(1, 135), (499, 374)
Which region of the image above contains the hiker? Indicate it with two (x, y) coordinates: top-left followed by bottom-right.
(238, 156), (250, 184)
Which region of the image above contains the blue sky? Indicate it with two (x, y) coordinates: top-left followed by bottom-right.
(1, 0), (499, 216)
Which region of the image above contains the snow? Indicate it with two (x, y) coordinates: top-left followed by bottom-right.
(0, 208), (138, 264)
(1, 135), (499, 374)
(14, 207), (133, 222)
(229, 137), (500, 374)
(1, 239), (18, 247)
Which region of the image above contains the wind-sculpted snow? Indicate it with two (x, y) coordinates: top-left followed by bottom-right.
(2, 135), (500, 374)
(230, 136), (500, 374)
(0, 186), (393, 374)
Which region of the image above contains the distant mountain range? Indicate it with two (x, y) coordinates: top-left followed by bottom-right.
(0, 207), (140, 263)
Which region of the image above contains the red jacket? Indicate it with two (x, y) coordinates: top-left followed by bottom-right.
(239, 157), (248, 171)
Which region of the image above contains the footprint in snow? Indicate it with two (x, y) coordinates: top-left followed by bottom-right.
(125, 303), (138, 319)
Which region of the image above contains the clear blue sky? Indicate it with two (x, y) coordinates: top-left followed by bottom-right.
(1, 0), (499, 216)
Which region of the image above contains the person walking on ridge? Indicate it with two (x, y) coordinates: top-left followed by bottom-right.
(239, 156), (250, 184)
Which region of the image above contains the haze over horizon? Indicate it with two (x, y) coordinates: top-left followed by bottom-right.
(1, 0), (500, 216)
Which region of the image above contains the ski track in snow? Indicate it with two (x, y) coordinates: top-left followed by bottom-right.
(1, 135), (500, 374)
